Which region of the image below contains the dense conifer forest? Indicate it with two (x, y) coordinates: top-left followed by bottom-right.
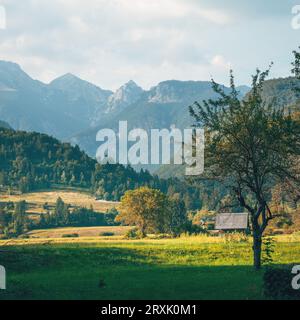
(0, 127), (202, 208)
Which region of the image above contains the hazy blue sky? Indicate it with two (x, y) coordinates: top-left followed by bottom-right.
(0, 0), (299, 90)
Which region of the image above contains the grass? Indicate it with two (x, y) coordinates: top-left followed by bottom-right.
(5, 229), (299, 244)
(0, 190), (119, 214)
(26, 226), (132, 239)
(1, 236), (300, 300)
(1, 188), (299, 300)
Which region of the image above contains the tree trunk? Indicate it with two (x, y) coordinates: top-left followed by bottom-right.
(140, 225), (146, 238)
(253, 233), (262, 270)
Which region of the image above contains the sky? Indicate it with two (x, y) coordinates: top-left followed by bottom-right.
(0, 0), (299, 90)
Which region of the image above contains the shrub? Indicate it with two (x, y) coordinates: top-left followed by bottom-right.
(225, 232), (249, 243)
(183, 222), (206, 235)
(61, 233), (79, 238)
(18, 234), (30, 239)
(272, 229), (284, 235)
(275, 214), (293, 228)
(124, 228), (145, 239)
(262, 236), (275, 266)
(263, 267), (300, 300)
(99, 232), (115, 237)
(152, 234), (173, 239)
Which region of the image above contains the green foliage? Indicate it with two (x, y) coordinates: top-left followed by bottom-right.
(181, 223), (206, 235)
(0, 120), (11, 130)
(275, 214), (293, 229)
(292, 47), (300, 80)
(117, 187), (189, 236)
(0, 200), (29, 237)
(225, 233), (249, 243)
(38, 198), (115, 229)
(99, 232), (115, 237)
(104, 208), (119, 226)
(0, 128), (95, 191)
(189, 62), (300, 268)
(0, 197), (122, 238)
(0, 127), (201, 209)
(124, 227), (145, 239)
(291, 47), (300, 101)
(1, 241), (300, 300)
(262, 236), (275, 266)
(61, 233), (79, 238)
(117, 187), (169, 236)
(167, 199), (188, 236)
(263, 267), (300, 300)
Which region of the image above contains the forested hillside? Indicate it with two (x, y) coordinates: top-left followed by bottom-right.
(0, 127), (202, 209)
(0, 120), (11, 129)
(260, 77), (300, 109)
(0, 127), (95, 192)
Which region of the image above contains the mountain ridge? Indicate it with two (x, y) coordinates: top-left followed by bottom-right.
(71, 79), (251, 160)
(1, 60), (300, 178)
(0, 60), (251, 154)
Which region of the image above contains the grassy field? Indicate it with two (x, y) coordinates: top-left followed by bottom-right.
(26, 226), (132, 239)
(1, 187), (300, 300)
(0, 190), (119, 215)
(1, 235), (300, 300)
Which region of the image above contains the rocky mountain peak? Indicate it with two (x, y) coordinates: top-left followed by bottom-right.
(0, 60), (41, 91)
(106, 80), (144, 113)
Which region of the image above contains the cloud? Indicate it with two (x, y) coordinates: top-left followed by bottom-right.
(211, 55), (231, 70)
(0, 0), (297, 90)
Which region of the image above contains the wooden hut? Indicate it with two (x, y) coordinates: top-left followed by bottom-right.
(215, 212), (249, 232)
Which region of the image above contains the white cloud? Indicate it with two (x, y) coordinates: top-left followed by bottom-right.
(211, 55), (231, 70)
(0, 0), (233, 89)
(0, 0), (296, 89)
(68, 16), (90, 34)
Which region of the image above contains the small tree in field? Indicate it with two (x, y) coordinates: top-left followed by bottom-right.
(116, 187), (169, 237)
(189, 65), (300, 269)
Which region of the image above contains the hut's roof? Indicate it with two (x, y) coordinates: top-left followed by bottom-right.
(215, 212), (248, 230)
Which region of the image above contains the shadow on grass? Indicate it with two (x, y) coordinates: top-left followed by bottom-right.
(0, 244), (294, 300)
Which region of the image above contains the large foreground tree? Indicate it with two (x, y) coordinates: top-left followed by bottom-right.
(190, 63), (300, 269)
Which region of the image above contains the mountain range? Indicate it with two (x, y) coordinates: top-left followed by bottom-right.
(2, 60), (300, 177)
(0, 60), (249, 145)
(0, 61), (115, 139)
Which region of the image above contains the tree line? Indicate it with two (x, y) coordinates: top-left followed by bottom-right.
(0, 128), (201, 210)
(0, 198), (119, 238)
(0, 189), (194, 239)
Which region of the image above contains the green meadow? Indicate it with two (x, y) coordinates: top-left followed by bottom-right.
(1, 236), (300, 300)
